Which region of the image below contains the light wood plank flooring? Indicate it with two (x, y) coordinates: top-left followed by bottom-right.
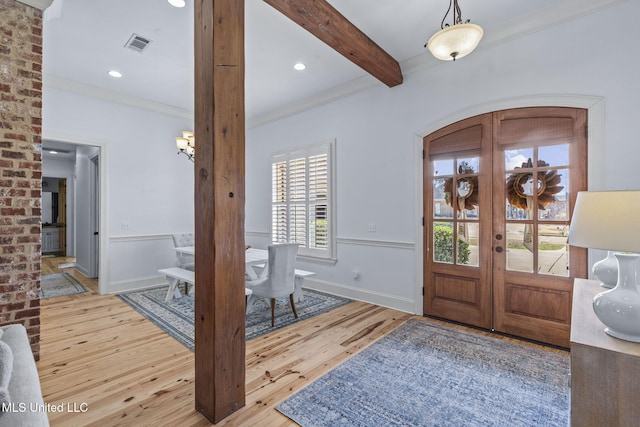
(38, 257), (566, 426)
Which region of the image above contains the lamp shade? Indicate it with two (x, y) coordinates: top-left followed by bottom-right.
(427, 23), (484, 61)
(568, 191), (640, 252)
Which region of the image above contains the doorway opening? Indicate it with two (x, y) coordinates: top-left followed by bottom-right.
(42, 140), (103, 289)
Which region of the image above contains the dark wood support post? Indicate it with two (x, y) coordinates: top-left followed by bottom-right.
(194, 0), (246, 423)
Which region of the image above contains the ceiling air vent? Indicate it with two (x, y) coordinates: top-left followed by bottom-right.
(124, 33), (152, 53)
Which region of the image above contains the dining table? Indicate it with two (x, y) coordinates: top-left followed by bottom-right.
(173, 246), (268, 280)
(171, 246), (311, 302)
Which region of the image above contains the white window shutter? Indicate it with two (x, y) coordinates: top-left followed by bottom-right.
(270, 142), (335, 260)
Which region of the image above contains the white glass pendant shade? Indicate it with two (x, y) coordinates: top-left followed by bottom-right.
(592, 251), (619, 289)
(427, 23), (483, 61)
(168, 0), (186, 8)
(592, 253), (640, 342)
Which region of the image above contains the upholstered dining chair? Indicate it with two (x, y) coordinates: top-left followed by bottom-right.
(245, 243), (299, 327)
(172, 232), (195, 270)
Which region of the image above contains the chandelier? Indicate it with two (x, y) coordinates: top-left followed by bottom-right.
(426, 0), (483, 61)
(175, 131), (195, 162)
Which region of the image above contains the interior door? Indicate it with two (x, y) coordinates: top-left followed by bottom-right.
(89, 155), (99, 279)
(423, 107), (587, 347)
(58, 179), (67, 255)
(491, 108), (587, 347)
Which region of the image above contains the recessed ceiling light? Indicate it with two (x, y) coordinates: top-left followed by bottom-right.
(294, 63), (306, 71)
(168, 0), (186, 7)
(48, 150), (58, 154)
(108, 70), (122, 78)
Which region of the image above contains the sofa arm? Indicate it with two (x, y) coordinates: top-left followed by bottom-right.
(0, 324), (49, 427)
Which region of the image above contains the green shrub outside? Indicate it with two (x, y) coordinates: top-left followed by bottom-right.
(433, 224), (471, 264)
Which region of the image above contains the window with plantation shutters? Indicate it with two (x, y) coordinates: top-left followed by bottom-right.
(271, 141), (335, 260)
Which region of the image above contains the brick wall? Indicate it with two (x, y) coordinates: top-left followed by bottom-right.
(0, 0), (43, 360)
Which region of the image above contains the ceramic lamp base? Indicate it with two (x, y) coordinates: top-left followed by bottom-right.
(592, 251), (619, 289)
(593, 253), (640, 342)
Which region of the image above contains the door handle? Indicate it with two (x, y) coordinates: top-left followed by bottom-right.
(495, 246), (504, 253)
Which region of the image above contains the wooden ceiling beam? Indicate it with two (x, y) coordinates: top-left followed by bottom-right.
(264, 0), (403, 87)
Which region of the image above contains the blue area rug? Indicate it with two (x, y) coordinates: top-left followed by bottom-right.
(277, 318), (570, 427)
(40, 273), (87, 299)
(118, 286), (351, 351)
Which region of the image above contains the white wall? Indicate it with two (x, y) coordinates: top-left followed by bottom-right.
(43, 2), (640, 302)
(245, 1), (640, 313)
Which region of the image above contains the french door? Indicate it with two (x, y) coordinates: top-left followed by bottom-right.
(423, 107), (587, 348)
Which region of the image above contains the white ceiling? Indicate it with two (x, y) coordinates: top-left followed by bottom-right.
(42, 0), (622, 124)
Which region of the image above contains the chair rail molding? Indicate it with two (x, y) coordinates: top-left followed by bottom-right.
(337, 237), (414, 250)
(245, 231), (414, 250)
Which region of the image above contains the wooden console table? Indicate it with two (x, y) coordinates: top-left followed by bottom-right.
(570, 278), (640, 426)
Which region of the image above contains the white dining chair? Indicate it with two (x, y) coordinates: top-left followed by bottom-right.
(245, 243), (299, 326)
(172, 232), (195, 270)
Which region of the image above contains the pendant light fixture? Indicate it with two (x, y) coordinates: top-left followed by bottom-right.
(175, 131), (195, 162)
(426, 0), (483, 61)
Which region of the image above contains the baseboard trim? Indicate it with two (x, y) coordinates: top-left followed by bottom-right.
(107, 275), (165, 294)
(303, 278), (415, 314)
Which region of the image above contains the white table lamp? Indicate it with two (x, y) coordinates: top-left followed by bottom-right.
(568, 191), (640, 342)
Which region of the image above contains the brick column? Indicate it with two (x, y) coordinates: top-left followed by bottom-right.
(0, 0), (43, 360)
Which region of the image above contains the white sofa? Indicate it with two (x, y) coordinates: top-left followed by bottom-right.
(0, 324), (49, 426)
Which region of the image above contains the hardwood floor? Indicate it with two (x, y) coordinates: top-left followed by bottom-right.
(38, 257), (566, 426)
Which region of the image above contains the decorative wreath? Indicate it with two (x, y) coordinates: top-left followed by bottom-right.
(506, 159), (563, 210)
(444, 163), (479, 211)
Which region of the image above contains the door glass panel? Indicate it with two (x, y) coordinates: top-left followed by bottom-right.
(539, 144), (569, 167)
(539, 225), (569, 276)
(505, 173), (531, 220)
(457, 222), (479, 267)
(456, 176), (479, 219)
(506, 223), (533, 273)
(433, 222), (453, 264)
(505, 148), (534, 170)
(433, 159), (454, 176)
(433, 178), (453, 219)
(538, 168), (569, 221)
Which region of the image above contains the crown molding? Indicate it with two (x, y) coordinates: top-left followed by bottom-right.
(43, 74), (194, 120)
(247, 74), (379, 128)
(251, 0), (628, 128)
(43, 0), (626, 128)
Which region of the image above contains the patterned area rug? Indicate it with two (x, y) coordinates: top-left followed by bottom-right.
(118, 286), (351, 351)
(40, 273), (88, 299)
(277, 318), (570, 426)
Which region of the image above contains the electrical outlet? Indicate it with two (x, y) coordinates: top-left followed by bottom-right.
(368, 223), (376, 232)
(121, 222), (130, 230)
